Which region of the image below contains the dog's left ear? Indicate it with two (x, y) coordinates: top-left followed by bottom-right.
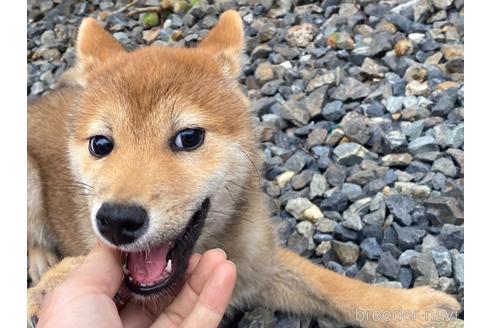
(198, 10), (244, 79)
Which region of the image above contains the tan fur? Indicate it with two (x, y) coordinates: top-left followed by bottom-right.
(27, 11), (460, 327)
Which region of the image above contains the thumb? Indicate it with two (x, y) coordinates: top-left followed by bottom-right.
(66, 243), (124, 297)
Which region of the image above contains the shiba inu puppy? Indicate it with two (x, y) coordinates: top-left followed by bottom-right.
(27, 10), (460, 327)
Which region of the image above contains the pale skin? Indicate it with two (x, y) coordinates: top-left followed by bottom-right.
(36, 246), (237, 328)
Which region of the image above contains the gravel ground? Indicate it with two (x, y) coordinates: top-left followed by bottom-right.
(28, 0), (464, 327)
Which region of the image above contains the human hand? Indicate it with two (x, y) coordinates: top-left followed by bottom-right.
(36, 245), (237, 328)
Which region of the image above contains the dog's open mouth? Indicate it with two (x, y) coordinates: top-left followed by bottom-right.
(122, 198), (210, 296)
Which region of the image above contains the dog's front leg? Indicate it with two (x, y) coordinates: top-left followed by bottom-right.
(255, 247), (461, 328)
(28, 154), (60, 285)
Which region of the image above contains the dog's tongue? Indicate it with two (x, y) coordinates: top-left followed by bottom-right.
(127, 243), (170, 285)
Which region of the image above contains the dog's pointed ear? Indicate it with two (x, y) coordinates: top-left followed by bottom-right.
(76, 18), (126, 75)
(198, 10), (244, 79)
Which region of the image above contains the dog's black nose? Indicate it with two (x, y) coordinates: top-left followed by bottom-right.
(96, 203), (148, 245)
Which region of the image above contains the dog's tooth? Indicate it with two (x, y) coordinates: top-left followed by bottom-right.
(122, 267), (129, 275)
(166, 259), (172, 273)
(128, 276), (133, 282)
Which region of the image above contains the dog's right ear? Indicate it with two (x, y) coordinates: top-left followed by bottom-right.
(198, 10), (244, 80)
(76, 18), (126, 76)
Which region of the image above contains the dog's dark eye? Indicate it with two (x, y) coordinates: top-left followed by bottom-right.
(173, 128), (205, 151)
(89, 136), (114, 158)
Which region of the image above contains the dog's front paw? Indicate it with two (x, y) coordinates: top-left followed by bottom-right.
(393, 286), (461, 328)
(414, 286), (461, 327)
(27, 285), (45, 326)
(28, 246), (60, 285)
(27, 256), (85, 324)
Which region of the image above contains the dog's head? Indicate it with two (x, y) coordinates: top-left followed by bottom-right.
(67, 11), (257, 296)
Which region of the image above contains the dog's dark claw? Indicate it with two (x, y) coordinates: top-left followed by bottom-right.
(31, 316), (38, 327)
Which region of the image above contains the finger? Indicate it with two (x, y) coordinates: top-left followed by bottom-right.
(120, 253), (202, 328)
(186, 249), (226, 294)
(181, 261), (237, 328)
(150, 249), (227, 327)
(185, 253), (202, 277)
(121, 299), (168, 328)
(65, 244), (123, 298)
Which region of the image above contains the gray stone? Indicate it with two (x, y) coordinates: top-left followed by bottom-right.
(394, 182), (431, 200)
(306, 72), (335, 93)
(331, 77), (371, 101)
(347, 169), (375, 185)
(40, 30), (57, 47)
(339, 112), (371, 145)
(306, 128), (328, 149)
(279, 99), (310, 127)
(408, 136), (439, 155)
(326, 128), (345, 147)
(284, 151), (307, 174)
(334, 143), (371, 166)
(324, 163), (347, 187)
(322, 101), (345, 121)
(341, 183), (364, 202)
(352, 32), (392, 57)
(432, 0), (454, 10)
(315, 241), (332, 256)
(382, 153), (413, 167)
(399, 267), (413, 288)
(342, 211), (363, 231)
(260, 80), (282, 96)
(362, 102), (385, 117)
(451, 250), (464, 287)
(410, 253), (439, 280)
(432, 157), (457, 177)
(296, 221), (314, 239)
(414, 0), (434, 23)
(305, 86), (328, 118)
(332, 241), (360, 266)
(30, 82), (45, 95)
(448, 124), (464, 148)
(377, 252), (400, 279)
(393, 223), (427, 250)
(426, 197), (464, 225)
(285, 198), (312, 219)
(402, 120), (425, 141)
(438, 224), (464, 250)
(431, 246), (453, 277)
(251, 44), (273, 60)
(356, 261), (378, 283)
(437, 276), (456, 294)
(285, 23), (315, 48)
(291, 171), (313, 190)
(447, 149), (464, 174)
(384, 195), (415, 226)
(421, 234), (440, 253)
(385, 96), (404, 113)
(363, 210), (386, 226)
(360, 238), (383, 260)
(320, 192), (349, 213)
(360, 58), (387, 79)
(316, 219), (337, 233)
(347, 197), (373, 216)
(399, 249), (421, 266)
(310, 174), (327, 199)
(382, 129), (407, 151)
(432, 90), (457, 116)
